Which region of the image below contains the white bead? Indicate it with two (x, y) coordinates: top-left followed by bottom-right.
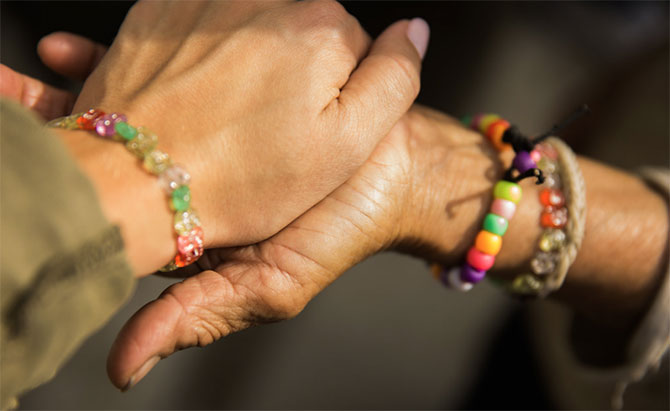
(159, 164), (191, 193)
(447, 266), (474, 292)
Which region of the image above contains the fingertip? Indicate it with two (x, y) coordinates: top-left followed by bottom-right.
(407, 18), (430, 60)
(37, 32), (107, 80)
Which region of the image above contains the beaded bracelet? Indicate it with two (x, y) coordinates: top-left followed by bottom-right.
(505, 137), (586, 297)
(47, 109), (204, 272)
(431, 106), (588, 292)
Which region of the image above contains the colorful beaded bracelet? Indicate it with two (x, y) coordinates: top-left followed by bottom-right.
(47, 109), (204, 272)
(431, 106), (588, 292)
(431, 112), (544, 291)
(505, 137), (586, 297)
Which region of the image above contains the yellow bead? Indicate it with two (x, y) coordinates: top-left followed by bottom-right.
(143, 149), (171, 174)
(475, 230), (502, 255)
(478, 114), (500, 134)
(493, 181), (522, 204)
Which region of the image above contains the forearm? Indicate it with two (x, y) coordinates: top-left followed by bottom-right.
(495, 157), (669, 326)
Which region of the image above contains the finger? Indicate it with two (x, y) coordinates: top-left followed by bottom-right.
(335, 18), (429, 148)
(0, 64), (75, 120)
(37, 32), (108, 80)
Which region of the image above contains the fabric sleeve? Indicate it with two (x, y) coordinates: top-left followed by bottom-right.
(0, 99), (135, 408)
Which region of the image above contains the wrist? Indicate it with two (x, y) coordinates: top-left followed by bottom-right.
(53, 127), (176, 276)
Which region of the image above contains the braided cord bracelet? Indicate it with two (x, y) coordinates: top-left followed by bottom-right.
(506, 137), (586, 297)
(47, 109), (204, 272)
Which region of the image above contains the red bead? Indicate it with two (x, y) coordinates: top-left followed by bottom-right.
(76, 109), (105, 130)
(175, 226), (204, 267)
(541, 207), (568, 229)
(539, 188), (565, 208)
(466, 247), (495, 271)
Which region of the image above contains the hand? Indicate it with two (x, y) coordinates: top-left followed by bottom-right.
(0, 32), (107, 119)
(106, 105), (505, 390)
(62, 0), (429, 275)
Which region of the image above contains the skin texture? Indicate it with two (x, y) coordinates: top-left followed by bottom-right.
(4, 22), (668, 392)
(48, 0), (427, 274)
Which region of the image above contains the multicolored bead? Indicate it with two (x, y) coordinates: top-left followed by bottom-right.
(540, 188), (565, 208)
(446, 266), (474, 291)
(475, 230), (502, 255)
(541, 207), (568, 229)
(174, 209), (201, 235)
(175, 226), (204, 267)
(512, 151), (537, 173)
(493, 181), (522, 204)
(94, 113), (127, 138)
(171, 185), (191, 211)
(159, 165), (191, 193)
(482, 213), (508, 236)
(538, 229), (566, 252)
(460, 263), (486, 284)
(466, 247), (495, 271)
(490, 199), (516, 220)
(126, 127), (158, 158)
(143, 149), (171, 174)
(478, 114), (500, 134)
(76, 109), (105, 130)
(115, 121), (137, 141)
(530, 251), (558, 275)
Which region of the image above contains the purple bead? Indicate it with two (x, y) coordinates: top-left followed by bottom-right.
(513, 151), (537, 173)
(460, 263), (486, 283)
(94, 113), (127, 138)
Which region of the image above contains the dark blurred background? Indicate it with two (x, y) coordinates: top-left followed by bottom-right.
(2, 1), (668, 409)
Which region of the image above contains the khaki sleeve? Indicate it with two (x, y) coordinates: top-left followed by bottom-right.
(0, 99), (135, 408)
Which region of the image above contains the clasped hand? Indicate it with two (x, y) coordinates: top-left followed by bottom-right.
(2, 0), (500, 392)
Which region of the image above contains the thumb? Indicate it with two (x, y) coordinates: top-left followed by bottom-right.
(336, 18), (429, 148)
(37, 31), (108, 80)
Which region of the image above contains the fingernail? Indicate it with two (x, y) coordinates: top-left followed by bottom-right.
(407, 18), (430, 60)
(122, 355), (160, 392)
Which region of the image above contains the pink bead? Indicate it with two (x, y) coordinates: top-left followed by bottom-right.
(466, 247), (495, 271)
(94, 113), (127, 138)
(530, 149), (542, 163)
(490, 198), (516, 220)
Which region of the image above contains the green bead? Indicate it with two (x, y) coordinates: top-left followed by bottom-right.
(143, 149), (171, 174)
(460, 115), (472, 127)
(482, 213), (508, 236)
(115, 121), (137, 140)
(493, 181), (522, 204)
(126, 126), (158, 158)
(171, 185), (191, 211)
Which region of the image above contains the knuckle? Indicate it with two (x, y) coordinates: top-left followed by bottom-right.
(304, 0), (350, 41)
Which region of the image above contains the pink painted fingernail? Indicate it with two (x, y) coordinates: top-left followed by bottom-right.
(122, 355), (160, 392)
(407, 18), (430, 59)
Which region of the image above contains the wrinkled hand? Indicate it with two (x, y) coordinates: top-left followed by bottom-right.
(107, 105), (503, 390)
(73, 0), (428, 251)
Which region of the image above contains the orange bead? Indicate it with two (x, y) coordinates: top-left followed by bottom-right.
(475, 230), (502, 256)
(540, 188), (565, 208)
(486, 119), (512, 151)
